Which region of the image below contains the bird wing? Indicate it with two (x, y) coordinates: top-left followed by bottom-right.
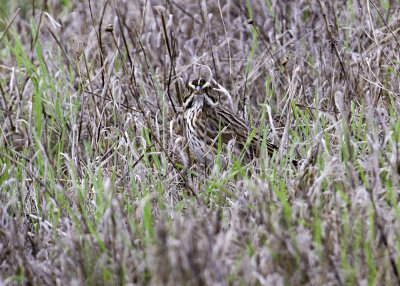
(203, 104), (278, 157)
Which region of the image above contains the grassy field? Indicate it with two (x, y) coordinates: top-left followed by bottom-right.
(1, 0), (400, 285)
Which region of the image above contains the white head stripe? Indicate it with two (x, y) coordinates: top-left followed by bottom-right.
(202, 82), (211, 89)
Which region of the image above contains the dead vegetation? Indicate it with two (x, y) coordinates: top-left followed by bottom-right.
(1, 0), (400, 285)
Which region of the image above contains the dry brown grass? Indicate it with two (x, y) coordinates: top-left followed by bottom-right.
(1, 0), (400, 285)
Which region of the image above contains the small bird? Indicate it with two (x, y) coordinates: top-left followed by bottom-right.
(182, 78), (279, 166)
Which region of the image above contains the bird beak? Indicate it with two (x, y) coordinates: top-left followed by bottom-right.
(196, 86), (202, 92)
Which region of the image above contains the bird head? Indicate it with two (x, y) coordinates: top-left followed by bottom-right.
(183, 78), (218, 110)
(187, 78), (212, 95)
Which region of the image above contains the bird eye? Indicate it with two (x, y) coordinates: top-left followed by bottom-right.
(187, 79), (211, 91)
(201, 81), (211, 89)
(188, 81), (196, 90)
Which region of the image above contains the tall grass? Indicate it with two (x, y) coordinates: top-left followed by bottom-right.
(1, 0), (400, 285)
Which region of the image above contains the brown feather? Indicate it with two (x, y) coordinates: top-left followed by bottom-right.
(183, 78), (280, 165)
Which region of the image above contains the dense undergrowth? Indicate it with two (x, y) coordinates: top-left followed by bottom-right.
(1, 0), (400, 285)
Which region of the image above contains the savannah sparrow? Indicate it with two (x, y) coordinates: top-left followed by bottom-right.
(183, 78), (279, 166)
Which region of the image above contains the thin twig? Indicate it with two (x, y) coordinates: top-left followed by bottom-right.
(0, 8), (20, 43)
(160, 13), (177, 113)
(47, 28), (79, 76)
(316, 0), (348, 80)
(369, 0), (400, 49)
